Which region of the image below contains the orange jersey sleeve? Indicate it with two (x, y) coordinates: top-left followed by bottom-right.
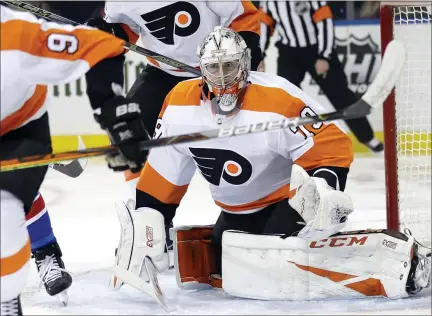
(258, 7), (275, 34)
(120, 23), (139, 44)
(1, 6), (126, 85)
(244, 73), (354, 171)
(312, 4), (333, 23)
(283, 100), (354, 170)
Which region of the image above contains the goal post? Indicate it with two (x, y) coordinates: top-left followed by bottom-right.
(380, 3), (431, 245)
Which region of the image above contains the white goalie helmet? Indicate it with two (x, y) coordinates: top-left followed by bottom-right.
(197, 26), (251, 124)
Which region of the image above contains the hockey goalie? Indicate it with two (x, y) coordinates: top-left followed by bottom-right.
(113, 26), (431, 302)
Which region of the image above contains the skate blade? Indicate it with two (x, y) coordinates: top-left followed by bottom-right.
(56, 290), (69, 306)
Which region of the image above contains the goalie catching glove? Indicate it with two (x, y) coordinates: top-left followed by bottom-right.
(93, 83), (150, 172)
(289, 164), (354, 240)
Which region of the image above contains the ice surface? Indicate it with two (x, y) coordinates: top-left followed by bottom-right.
(22, 156), (431, 315)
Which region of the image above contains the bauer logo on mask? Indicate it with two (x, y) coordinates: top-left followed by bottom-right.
(141, 2), (200, 45)
(189, 147), (252, 186)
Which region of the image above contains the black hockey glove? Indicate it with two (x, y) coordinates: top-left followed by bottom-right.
(84, 17), (129, 42)
(93, 85), (150, 173)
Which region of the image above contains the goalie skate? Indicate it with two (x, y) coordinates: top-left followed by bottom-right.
(405, 229), (431, 295)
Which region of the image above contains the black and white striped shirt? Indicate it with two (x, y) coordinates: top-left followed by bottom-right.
(260, 1), (335, 60)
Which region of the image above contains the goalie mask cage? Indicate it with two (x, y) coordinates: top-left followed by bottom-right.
(380, 3), (431, 246)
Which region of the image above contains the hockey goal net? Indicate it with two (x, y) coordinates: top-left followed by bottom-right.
(380, 3), (431, 246)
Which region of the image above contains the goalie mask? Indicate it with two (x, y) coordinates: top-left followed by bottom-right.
(197, 26), (251, 125)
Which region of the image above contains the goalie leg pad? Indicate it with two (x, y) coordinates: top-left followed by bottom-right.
(222, 229), (416, 300)
(173, 225), (222, 289)
(129, 207), (169, 277)
(111, 200), (134, 289)
(113, 206), (169, 286)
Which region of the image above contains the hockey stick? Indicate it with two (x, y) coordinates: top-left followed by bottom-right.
(1, 0), (201, 76)
(49, 160), (84, 178)
(48, 136), (88, 178)
(0, 40), (406, 172)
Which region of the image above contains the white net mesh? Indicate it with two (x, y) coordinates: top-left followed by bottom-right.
(393, 5), (431, 245)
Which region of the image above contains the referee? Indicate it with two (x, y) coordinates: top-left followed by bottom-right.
(258, 1), (383, 153)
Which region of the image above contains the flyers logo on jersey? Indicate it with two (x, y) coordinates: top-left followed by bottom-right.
(189, 148), (252, 186)
(141, 2), (200, 45)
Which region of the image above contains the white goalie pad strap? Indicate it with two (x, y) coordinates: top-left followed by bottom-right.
(289, 164), (354, 240)
(128, 207), (169, 278)
(125, 177), (139, 201)
(222, 229), (414, 300)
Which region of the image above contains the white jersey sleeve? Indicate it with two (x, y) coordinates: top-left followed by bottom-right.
(206, 1), (261, 33)
(1, 6), (126, 85)
(104, 2), (140, 42)
(274, 80), (330, 161)
(136, 92), (197, 205)
(253, 73), (353, 170)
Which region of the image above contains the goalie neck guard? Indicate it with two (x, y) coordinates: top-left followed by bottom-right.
(197, 26), (251, 125)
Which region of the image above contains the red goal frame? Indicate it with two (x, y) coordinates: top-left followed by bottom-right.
(380, 4), (399, 231)
(380, 2), (431, 233)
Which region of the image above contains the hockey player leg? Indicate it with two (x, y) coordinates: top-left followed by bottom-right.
(1, 114), (52, 315)
(289, 164), (354, 239)
(221, 229), (431, 300)
(26, 193), (72, 306)
(1, 191), (29, 316)
(111, 206), (170, 311)
(29, 222), (72, 306)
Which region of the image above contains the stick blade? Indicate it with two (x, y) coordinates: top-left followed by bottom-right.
(76, 135), (88, 170)
(112, 262), (171, 312)
(50, 159), (84, 178)
(361, 40), (407, 108)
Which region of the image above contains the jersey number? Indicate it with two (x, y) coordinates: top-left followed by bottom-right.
(289, 106), (323, 139)
(153, 118), (163, 139)
(47, 34), (78, 54)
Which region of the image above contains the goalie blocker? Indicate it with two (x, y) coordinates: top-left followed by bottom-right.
(172, 226), (431, 300)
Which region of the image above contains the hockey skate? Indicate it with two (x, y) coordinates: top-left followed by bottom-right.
(33, 242), (72, 306)
(364, 137), (384, 154)
(0, 296), (23, 316)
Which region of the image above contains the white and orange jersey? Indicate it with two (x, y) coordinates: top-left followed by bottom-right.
(0, 6), (125, 136)
(137, 71), (354, 214)
(104, 1), (260, 77)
